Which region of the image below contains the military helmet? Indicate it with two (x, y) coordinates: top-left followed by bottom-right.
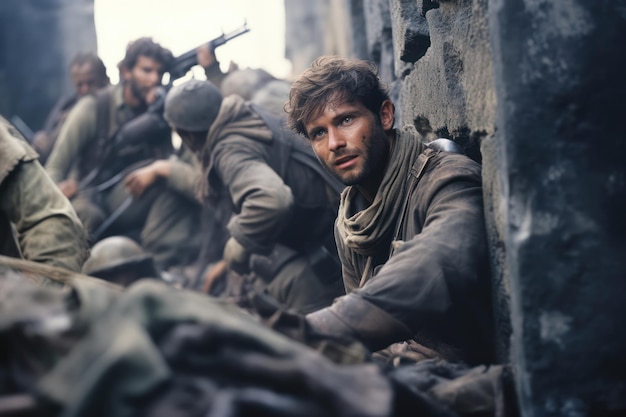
(82, 236), (158, 282)
(164, 79), (223, 132)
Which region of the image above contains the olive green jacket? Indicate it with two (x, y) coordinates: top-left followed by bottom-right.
(44, 84), (136, 184)
(0, 116), (89, 272)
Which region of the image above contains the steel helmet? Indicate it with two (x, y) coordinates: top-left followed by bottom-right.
(82, 236), (158, 284)
(164, 79), (223, 131)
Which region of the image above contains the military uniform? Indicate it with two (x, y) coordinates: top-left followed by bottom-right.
(0, 115), (89, 272)
(198, 95), (344, 313)
(308, 126), (494, 365)
(45, 84), (202, 270)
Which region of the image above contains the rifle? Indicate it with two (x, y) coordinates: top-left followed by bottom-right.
(86, 23), (251, 241)
(87, 21), (252, 188)
(83, 22), (252, 191)
(168, 21), (251, 82)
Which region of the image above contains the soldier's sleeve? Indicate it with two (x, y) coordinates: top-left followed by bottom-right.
(165, 148), (201, 201)
(213, 138), (294, 256)
(0, 158), (90, 272)
(309, 154), (491, 355)
(45, 95), (98, 183)
(204, 61), (228, 90)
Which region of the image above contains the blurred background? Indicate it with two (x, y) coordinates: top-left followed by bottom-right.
(94, 0), (292, 83)
(0, 0), (353, 134)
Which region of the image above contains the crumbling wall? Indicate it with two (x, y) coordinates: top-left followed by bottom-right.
(285, 0), (626, 414)
(489, 1), (626, 415)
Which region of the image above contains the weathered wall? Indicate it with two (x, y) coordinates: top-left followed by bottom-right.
(0, 0), (97, 131)
(285, 0), (626, 415)
(284, 0), (355, 78)
(489, 0), (626, 415)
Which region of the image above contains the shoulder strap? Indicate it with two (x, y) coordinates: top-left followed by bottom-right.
(250, 104), (345, 194)
(94, 88), (113, 146)
(77, 89), (113, 188)
(391, 149), (436, 245)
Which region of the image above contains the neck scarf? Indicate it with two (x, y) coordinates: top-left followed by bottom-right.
(336, 125), (424, 256)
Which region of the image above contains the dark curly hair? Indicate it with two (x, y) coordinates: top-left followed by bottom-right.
(118, 37), (174, 73)
(70, 52), (109, 84)
(285, 55), (390, 138)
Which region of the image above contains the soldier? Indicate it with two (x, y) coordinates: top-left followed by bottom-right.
(285, 56), (494, 365)
(0, 115), (88, 272)
(163, 79), (345, 314)
(45, 37), (203, 272)
(32, 52), (110, 164)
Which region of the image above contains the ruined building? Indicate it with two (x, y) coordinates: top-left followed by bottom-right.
(286, 0), (626, 415)
(0, 0), (624, 415)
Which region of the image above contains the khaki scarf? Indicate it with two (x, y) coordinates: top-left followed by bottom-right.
(197, 95), (272, 202)
(336, 125), (424, 256)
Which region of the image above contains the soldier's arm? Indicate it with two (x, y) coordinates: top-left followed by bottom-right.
(0, 159), (90, 272)
(44, 95), (98, 183)
(197, 43), (228, 89)
(165, 147), (201, 201)
(308, 154), (490, 353)
(214, 138), (294, 259)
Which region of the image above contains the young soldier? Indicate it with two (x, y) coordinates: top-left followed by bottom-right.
(164, 79), (344, 314)
(285, 56), (494, 365)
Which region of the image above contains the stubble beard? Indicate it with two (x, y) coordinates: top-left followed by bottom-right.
(326, 127), (390, 187)
(129, 76), (150, 108)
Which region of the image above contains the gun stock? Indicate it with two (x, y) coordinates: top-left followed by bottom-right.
(168, 21), (251, 82)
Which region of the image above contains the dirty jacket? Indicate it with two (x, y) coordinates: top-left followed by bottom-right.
(199, 95), (338, 258)
(45, 84), (138, 184)
(308, 127), (493, 365)
(0, 116), (89, 272)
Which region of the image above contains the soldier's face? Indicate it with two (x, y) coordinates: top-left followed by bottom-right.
(304, 98), (394, 197)
(71, 63), (104, 97)
(124, 55), (164, 106)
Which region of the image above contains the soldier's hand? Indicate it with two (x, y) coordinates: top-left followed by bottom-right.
(124, 165), (157, 197)
(223, 237), (251, 275)
(203, 259), (228, 293)
(58, 179), (78, 199)
(125, 160), (171, 197)
(197, 43), (217, 69)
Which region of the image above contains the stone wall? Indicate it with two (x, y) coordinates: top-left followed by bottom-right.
(284, 0), (626, 414)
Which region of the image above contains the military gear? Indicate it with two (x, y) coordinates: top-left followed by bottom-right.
(0, 266), (516, 417)
(0, 116), (88, 272)
(81, 236), (158, 284)
(193, 95), (344, 313)
(164, 79), (223, 132)
(426, 138), (465, 154)
(318, 126), (494, 365)
(45, 83), (203, 271)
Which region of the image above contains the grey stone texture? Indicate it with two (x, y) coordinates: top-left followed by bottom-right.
(285, 0), (626, 414)
(489, 0), (626, 415)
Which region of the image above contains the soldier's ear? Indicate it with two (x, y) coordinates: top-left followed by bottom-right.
(379, 100), (395, 130)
